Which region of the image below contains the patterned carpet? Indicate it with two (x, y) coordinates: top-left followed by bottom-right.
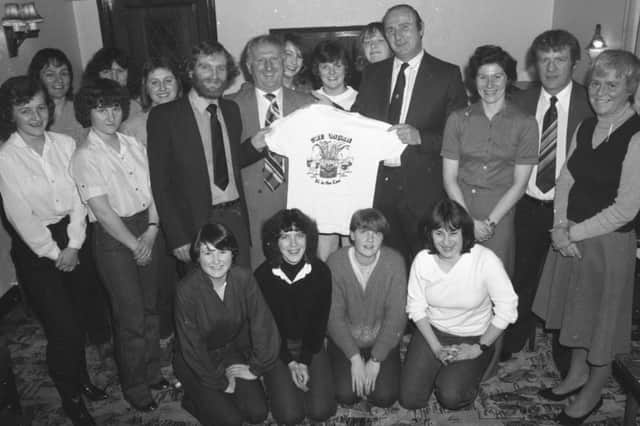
(2, 302), (638, 426)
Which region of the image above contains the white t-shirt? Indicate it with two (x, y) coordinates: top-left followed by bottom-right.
(265, 104), (406, 234)
(406, 245), (518, 336)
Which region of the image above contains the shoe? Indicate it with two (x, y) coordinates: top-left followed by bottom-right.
(149, 378), (171, 391)
(538, 385), (583, 401)
(130, 400), (158, 412)
(80, 383), (108, 401)
(555, 397), (603, 425)
(62, 395), (96, 426)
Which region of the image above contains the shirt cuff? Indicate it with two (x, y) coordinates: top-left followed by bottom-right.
(407, 310), (427, 323)
(67, 239), (83, 250)
(43, 245), (61, 261)
(490, 316), (511, 330)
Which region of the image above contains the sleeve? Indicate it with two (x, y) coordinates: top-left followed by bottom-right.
(326, 254), (361, 359)
(174, 283), (227, 391)
(553, 128), (578, 226)
(481, 250), (518, 329)
(414, 66), (468, 156)
(440, 110), (462, 160)
(371, 252), (408, 362)
(300, 264), (332, 366)
(0, 162), (60, 260)
(571, 132), (640, 240)
(245, 273), (281, 377)
(69, 148), (109, 203)
(64, 136), (87, 249)
(514, 115), (540, 165)
(146, 107), (189, 250)
(406, 251), (430, 323)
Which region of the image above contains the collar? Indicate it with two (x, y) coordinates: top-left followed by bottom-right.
(255, 86), (283, 100)
(393, 49), (424, 71)
(272, 262), (312, 285)
(348, 246), (381, 269)
(467, 100), (519, 119)
(541, 80), (573, 107)
(189, 88), (219, 114)
(88, 129), (129, 155)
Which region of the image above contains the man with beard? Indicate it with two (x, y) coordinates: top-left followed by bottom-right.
(148, 42), (264, 267)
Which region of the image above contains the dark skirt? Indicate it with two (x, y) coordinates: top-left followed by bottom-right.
(532, 230), (635, 365)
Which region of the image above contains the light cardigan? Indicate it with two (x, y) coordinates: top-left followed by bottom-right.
(327, 246), (407, 362)
(406, 245), (517, 336)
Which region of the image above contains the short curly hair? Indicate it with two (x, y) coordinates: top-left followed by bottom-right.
(311, 40), (352, 89)
(187, 41), (240, 89)
(589, 49), (640, 96)
(191, 223), (239, 263)
(465, 45), (517, 103)
(0, 76), (54, 141)
(262, 208), (319, 267)
(422, 198), (475, 255)
(73, 78), (130, 128)
(139, 56), (183, 111)
(28, 48), (74, 100)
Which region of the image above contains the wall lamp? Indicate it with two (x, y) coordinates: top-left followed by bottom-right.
(587, 24), (608, 60)
(2, 2), (43, 58)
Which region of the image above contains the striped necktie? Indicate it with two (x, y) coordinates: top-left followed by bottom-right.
(536, 96), (558, 193)
(263, 93), (285, 191)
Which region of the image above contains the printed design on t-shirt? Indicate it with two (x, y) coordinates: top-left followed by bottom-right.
(306, 133), (354, 185)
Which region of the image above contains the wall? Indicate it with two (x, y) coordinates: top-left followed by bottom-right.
(217, 0), (554, 89)
(553, 0), (629, 83)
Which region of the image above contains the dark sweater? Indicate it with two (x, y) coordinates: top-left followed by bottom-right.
(326, 246), (407, 362)
(254, 259), (332, 366)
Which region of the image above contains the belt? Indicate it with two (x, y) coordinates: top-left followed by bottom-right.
(211, 198), (240, 211)
(523, 194), (553, 208)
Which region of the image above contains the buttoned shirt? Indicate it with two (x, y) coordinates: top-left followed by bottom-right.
(0, 131), (86, 260)
(526, 81), (573, 200)
(390, 49), (424, 124)
(441, 102), (539, 191)
(255, 86), (283, 127)
(71, 130), (152, 221)
(188, 89), (239, 205)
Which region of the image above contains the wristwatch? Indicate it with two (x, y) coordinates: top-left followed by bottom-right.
(478, 343), (491, 352)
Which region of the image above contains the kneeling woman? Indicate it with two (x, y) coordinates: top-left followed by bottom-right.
(174, 223), (280, 426)
(256, 209), (336, 424)
(400, 199), (517, 410)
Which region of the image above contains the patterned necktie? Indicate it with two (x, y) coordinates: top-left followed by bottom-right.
(387, 62), (409, 124)
(263, 93), (285, 191)
(206, 104), (229, 190)
(536, 96), (558, 193)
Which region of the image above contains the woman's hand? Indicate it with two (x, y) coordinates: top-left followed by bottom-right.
(133, 227), (157, 266)
(225, 364), (257, 381)
(223, 371), (236, 394)
(364, 359), (380, 395)
(449, 343), (482, 361)
(288, 361), (310, 392)
(473, 219), (493, 242)
(350, 354), (367, 397)
(434, 345), (458, 365)
(56, 247), (79, 272)
(551, 226), (571, 251)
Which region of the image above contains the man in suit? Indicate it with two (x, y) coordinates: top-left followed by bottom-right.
(228, 34), (314, 268)
(352, 4), (467, 265)
(501, 30), (594, 373)
(147, 41), (264, 268)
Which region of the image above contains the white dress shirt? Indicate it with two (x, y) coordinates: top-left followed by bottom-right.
(71, 130), (152, 221)
(255, 86), (284, 127)
(0, 131), (86, 260)
(390, 50), (425, 124)
(526, 81), (573, 200)
(406, 245), (518, 336)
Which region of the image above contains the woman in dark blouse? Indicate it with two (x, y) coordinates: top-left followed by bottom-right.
(174, 223), (280, 426)
(256, 209), (336, 424)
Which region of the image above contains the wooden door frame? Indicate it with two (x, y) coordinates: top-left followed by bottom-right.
(95, 0), (218, 47)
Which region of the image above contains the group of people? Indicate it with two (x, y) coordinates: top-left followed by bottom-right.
(1, 2), (639, 425)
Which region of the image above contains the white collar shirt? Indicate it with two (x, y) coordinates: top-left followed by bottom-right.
(526, 81), (573, 200)
(255, 86), (284, 127)
(390, 49), (425, 124)
(0, 131), (86, 260)
(71, 130), (152, 222)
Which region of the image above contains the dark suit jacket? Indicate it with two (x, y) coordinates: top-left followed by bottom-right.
(511, 81), (593, 154)
(352, 51), (468, 215)
(147, 96), (261, 251)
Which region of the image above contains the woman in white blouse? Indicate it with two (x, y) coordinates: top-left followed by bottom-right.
(399, 198), (517, 411)
(70, 78), (168, 412)
(0, 76), (104, 425)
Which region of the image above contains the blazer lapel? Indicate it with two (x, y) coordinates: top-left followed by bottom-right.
(405, 54), (433, 123)
(179, 97), (211, 182)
